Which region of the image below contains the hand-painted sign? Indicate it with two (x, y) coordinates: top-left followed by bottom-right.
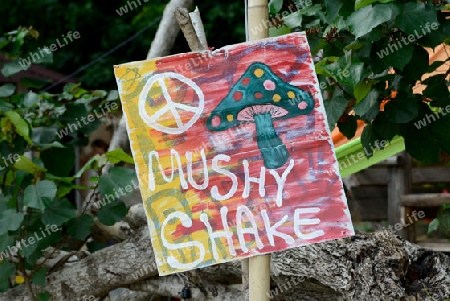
(114, 32), (354, 276)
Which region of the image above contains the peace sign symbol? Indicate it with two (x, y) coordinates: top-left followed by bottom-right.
(138, 72), (204, 134)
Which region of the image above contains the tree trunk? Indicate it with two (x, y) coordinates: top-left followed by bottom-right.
(2, 228), (449, 300)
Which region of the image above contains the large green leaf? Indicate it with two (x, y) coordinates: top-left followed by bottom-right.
(4, 111), (32, 144)
(24, 180), (57, 210)
(97, 201), (128, 226)
(106, 148), (134, 164)
(41, 147), (75, 177)
(338, 115), (358, 139)
(354, 81), (372, 103)
(36, 291), (51, 301)
(269, 0), (283, 14)
(41, 198), (76, 226)
(1, 61), (29, 77)
(384, 95), (418, 123)
(98, 167), (137, 198)
(400, 104), (441, 163)
(324, 88), (349, 131)
(361, 123), (383, 158)
(380, 43), (414, 70)
(283, 11), (302, 28)
(67, 214), (94, 240)
(31, 268), (48, 286)
(430, 108), (450, 155)
(14, 156), (45, 174)
(403, 46), (430, 81)
(321, 51), (364, 88)
(355, 0), (395, 10)
(395, 2), (438, 36)
(0, 260), (15, 292)
(372, 112), (399, 141)
(0, 209), (24, 235)
(23, 91), (39, 107)
(0, 84), (16, 97)
(347, 4), (398, 39)
(354, 89), (379, 117)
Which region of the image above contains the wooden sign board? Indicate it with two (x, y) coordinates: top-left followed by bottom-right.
(114, 32), (354, 276)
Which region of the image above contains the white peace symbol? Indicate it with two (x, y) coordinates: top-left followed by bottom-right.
(138, 72), (204, 134)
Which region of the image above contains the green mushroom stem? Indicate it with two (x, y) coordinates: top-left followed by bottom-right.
(253, 112), (289, 169)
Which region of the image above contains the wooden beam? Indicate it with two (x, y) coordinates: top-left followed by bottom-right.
(401, 193), (450, 207)
(348, 167), (450, 186)
(388, 152), (410, 238)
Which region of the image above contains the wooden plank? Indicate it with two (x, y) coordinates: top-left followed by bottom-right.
(349, 198), (388, 221)
(412, 167), (450, 184)
(401, 193), (450, 207)
(350, 166), (450, 186)
(351, 186), (387, 200)
(417, 243), (450, 252)
(388, 152), (410, 238)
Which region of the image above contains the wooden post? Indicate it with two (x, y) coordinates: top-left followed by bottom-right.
(388, 151), (411, 238)
(247, 0), (270, 300)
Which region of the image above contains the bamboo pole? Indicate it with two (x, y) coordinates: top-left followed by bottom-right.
(247, 0), (270, 300)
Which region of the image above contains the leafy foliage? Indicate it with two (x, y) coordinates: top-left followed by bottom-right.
(0, 28), (136, 298)
(269, 0), (449, 163)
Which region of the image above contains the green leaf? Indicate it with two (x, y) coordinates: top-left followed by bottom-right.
(354, 89), (379, 117)
(67, 214), (94, 240)
(283, 11), (302, 28)
(20, 78), (51, 89)
(106, 148), (134, 164)
(0, 260), (15, 292)
(14, 156), (45, 173)
(106, 90), (119, 101)
(4, 111), (33, 144)
(32, 127), (59, 145)
(97, 201), (128, 226)
(423, 82), (449, 107)
(321, 51), (364, 88)
(395, 2), (438, 36)
(98, 167), (137, 197)
(337, 115), (358, 139)
(24, 180), (57, 210)
(0, 84), (16, 97)
(34, 49), (53, 64)
(87, 241), (107, 253)
(354, 81), (372, 103)
(355, 0), (395, 10)
(361, 123), (383, 158)
(347, 4), (398, 39)
(381, 43), (414, 70)
(41, 198), (76, 226)
(0, 99), (14, 113)
(41, 147), (75, 177)
(324, 0), (343, 22)
(37, 291), (51, 301)
(400, 105), (441, 164)
(403, 46), (430, 81)
(31, 268), (48, 286)
(324, 88), (348, 131)
(23, 91), (39, 107)
(384, 96), (418, 123)
(269, 0), (283, 14)
(1, 61), (29, 77)
(430, 108), (450, 155)
(0, 209), (24, 235)
(428, 218), (439, 235)
(373, 112), (399, 141)
(298, 4), (322, 16)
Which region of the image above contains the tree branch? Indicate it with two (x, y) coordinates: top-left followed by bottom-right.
(2, 231), (449, 300)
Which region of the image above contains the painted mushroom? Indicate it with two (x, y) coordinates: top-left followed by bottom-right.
(206, 62), (315, 169)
